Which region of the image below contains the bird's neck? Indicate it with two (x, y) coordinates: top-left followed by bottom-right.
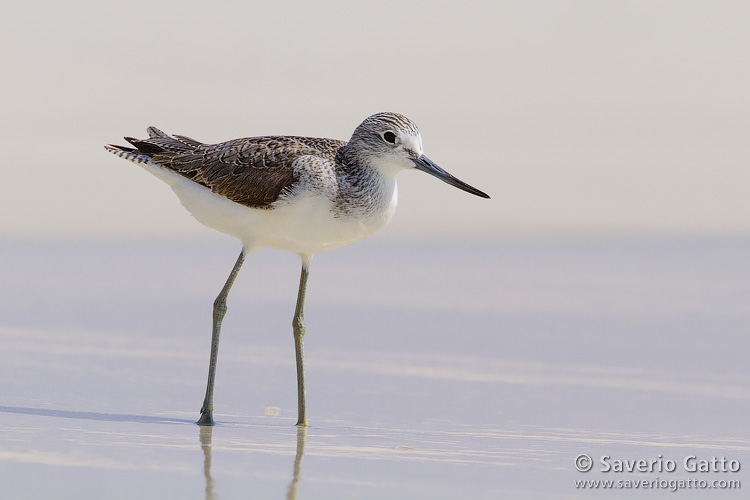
(335, 143), (360, 174)
(332, 145), (397, 218)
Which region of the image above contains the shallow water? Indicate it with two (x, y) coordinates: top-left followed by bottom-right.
(1, 237), (748, 498)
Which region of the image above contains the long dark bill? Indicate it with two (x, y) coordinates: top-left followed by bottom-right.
(412, 156), (490, 199)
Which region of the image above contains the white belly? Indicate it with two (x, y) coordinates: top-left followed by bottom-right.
(139, 161), (398, 254)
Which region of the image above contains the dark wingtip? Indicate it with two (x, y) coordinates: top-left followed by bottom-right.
(123, 137), (163, 155)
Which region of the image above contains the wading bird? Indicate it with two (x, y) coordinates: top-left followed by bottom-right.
(106, 112), (490, 426)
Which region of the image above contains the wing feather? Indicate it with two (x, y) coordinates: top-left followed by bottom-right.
(110, 130), (345, 209)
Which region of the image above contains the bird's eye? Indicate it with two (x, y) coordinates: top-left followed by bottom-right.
(382, 131), (397, 144)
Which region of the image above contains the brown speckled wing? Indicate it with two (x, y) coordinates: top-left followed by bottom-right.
(122, 129), (345, 209)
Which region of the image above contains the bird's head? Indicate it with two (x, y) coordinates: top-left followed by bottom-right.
(346, 112), (490, 199)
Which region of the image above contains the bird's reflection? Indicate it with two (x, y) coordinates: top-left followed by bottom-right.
(199, 426), (217, 500)
(286, 426), (307, 500)
(198, 424), (308, 500)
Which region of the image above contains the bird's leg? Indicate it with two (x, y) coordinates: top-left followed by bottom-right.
(198, 250), (246, 426)
(293, 255), (312, 426)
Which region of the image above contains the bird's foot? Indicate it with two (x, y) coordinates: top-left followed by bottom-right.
(197, 409), (215, 426)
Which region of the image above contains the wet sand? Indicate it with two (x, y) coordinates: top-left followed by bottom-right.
(1, 237), (748, 498)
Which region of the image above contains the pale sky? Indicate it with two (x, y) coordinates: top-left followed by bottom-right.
(1, 0), (748, 239)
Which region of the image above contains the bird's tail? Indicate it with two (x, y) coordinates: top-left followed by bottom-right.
(105, 127), (205, 164)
